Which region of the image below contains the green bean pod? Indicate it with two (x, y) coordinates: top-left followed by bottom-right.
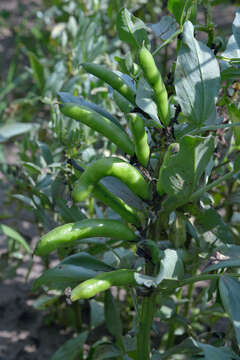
(82, 63), (136, 104)
(138, 45), (170, 127)
(71, 269), (137, 301)
(60, 103), (134, 156)
(69, 160), (142, 227)
(73, 157), (151, 202)
(127, 113), (150, 167)
(34, 219), (137, 256)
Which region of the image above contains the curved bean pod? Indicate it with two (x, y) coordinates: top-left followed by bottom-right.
(127, 113), (150, 167)
(73, 157), (151, 202)
(60, 103), (134, 156)
(138, 45), (170, 127)
(83, 63), (136, 104)
(34, 219), (137, 256)
(71, 269), (137, 301)
(68, 159), (142, 227)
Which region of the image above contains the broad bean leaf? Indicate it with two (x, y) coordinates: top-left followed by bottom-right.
(45, 60), (67, 93)
(174, 21), (220, 126)
(101, 176), (146, 211)
(33, 295), (59, 310)
(115, 52), (134, 75)
(22, 162), (42, 175)
(12, 194), (37, 209)
(56, 198), (86, 223)
(37, 141), (53, 164)
(232, 7), (240, 49)
(156, 249), (184, 286)
(50, 331), (88, 360)
(33, 252), (113, 291)
(32, 264), (98, 291)
(204, 245), (240, 273)
(221, 8), (240, 66)
(58, 92), (124, 130)
(61, 252), (114, 270)
(116, 8), (150, 50)
(197, 344), (240, 359)
(134, 273), (157, 288)
(228, 103), (240, 145)
(28, 51), (45, 92)
(149, 16), (177, 40)
(168, 0), (193, 25)
(0, 123), (38, 143)
(73, 12), (106, 63)
(186, 220), (199, 244)
(90, 299), (105, 328)
(114, 71), (136, 92)
(135, 249), (184, 289)
(35, 174), (52, 191)
(227, 191), (240, 205)
(103, 247), (136, 268)
(91, 343), (122, 359)
(194, 208), (234, 246)
(219, 276), (240, 348)
(67, 16), (78, 37)
(122, 335), (136, 354)
(0, 224), (31, 253)
(159, 135), (214, 210)
(104, 290), (123, 338)
(221, 66), (240, 81)
(152, 337), (202, 359)
(153, 337), (240, 359)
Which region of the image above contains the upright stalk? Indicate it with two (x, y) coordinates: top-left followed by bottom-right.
(137, 246), (158, 358)
(137, 291), (157, 359)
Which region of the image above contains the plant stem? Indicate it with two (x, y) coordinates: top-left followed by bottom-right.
(189, 122), (240, 135)
(225, 180), (234, 223)
(190, 170), (239, 202)
(152, 28), (183, 57)
(180, 273), (240, 287)
(183, 282), (194, 318)
(137, 291), (157, 360)
(204, 0), (214, 47)
(156, 273), (240, 295)
(137, 256), (157, 359)
(216, 55), (240, 64)
(73, 301), (82, 333)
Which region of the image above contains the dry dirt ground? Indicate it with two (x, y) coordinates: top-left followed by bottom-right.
(0, 1), (238, 359)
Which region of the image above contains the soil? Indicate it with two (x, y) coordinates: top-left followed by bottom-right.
(0, 1), (238, 359)
(0, 264), (74, 360)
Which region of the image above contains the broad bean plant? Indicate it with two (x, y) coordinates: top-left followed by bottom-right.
(34, 2), (240, 359)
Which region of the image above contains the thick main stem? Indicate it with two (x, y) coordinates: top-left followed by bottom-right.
(137, 291), (156, 360)
(136, 248), (158, 359)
